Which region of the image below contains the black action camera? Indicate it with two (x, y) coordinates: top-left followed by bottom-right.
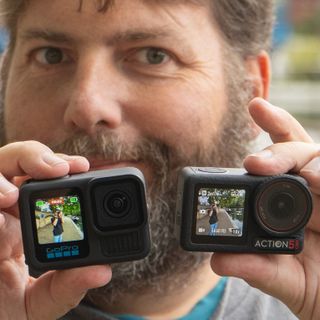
(175, 167), (313, 254)
(19, 167), (150, 274)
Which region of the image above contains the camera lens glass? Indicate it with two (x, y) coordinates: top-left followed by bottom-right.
(255, 178), (312, 235)
(104, 191), (131, 218)
(269, 192), (295, 219)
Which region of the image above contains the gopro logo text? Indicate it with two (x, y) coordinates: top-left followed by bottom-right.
(46, 245), (80, 259)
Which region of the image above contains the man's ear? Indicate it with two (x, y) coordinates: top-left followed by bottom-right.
(245, 50), (271, 99)
(244, 51), (271, 139)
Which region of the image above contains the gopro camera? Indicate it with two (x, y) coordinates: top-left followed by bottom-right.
(19, 167), (150, 274)
(175, 167), (313, 254)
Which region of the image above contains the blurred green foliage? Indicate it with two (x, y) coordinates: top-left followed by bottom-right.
(286, 36), (320, 80)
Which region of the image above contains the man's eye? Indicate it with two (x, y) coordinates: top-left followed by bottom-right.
(130, 48), (170, 65)
(33, 47), (70, 65)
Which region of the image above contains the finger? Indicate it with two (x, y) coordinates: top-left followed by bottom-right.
(249, 98), (313, 143)
(211, 253), (304, 315)
(0, 211), (23, 259)
(0, 141), (70, 179)
(0, 174), (19, 208)
(0, 141), (89, 209)
(10, 155), (89, 190)
(244, 142), (320, 175)
(27, 265), (112, 320)
(300, 157), (320, 194)
(300, 157), (320, 232)
(55, 154), (89, 173)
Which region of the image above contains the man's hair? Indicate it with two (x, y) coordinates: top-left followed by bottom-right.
(0, 0), (274, 57)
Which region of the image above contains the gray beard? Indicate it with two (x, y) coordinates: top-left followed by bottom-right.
(0, 50), (254, 305)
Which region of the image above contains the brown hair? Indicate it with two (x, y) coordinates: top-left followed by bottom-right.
(0, 0), (274, 57)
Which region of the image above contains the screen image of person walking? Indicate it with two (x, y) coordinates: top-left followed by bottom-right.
(208, 202), (219, 236)
(51, 211), (64, 243)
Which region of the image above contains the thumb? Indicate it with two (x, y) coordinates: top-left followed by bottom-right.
(26, 265), (112, 320)
(210, 253), (304, 314)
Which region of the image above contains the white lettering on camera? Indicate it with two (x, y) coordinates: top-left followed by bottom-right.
(254, 239), (299, 250)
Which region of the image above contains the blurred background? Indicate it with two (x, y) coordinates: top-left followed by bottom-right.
(270, 0), (320, 142)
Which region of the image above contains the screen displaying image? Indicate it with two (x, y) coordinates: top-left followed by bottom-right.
(33, 195), (84, 245)
(196, 187), (245, 237)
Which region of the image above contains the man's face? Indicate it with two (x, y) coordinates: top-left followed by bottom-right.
(2, 0), (253, 300)
(4, 0), (227, 177)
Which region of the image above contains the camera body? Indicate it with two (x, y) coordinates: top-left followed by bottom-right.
(19, 167), (150, 274)
(175, 167), (313, 254)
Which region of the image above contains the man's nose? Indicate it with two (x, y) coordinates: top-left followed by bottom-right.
(63, 55), (125, 135)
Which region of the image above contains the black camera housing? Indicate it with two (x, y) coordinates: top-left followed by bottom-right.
(175, 167), (313, 254)
(19, 167), (150, 274)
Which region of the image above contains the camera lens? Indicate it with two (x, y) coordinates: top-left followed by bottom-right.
(104, 191), (131, 218)
(269, 192), (295, 218)
(255, 177), (312, 235)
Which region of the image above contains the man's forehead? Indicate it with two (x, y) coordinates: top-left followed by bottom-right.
(18, 0), (210, 27)
(16, 0), (215, 49)
(21, 0), (208, 14)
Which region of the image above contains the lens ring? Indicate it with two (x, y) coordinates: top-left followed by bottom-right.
(103, 191), (131, 218)
(255, 177), (312, 236)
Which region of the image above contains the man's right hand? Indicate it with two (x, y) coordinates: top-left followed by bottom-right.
(0, 141), (112, 320)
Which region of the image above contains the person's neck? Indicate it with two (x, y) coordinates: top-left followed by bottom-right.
(99, 260), (220, 319)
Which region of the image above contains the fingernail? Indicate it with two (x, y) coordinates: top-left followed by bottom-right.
(42, 153), (68, 167)
(0, 176), (18, 195)
(301, 157), (320, 174)
(250, 149), (273, 159)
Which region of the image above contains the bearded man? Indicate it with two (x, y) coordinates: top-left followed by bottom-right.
(0, 1), (319, 319)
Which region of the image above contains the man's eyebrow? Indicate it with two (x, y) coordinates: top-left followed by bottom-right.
(109, 28), (179, 44)
(19, 27), (185, 45)
(20, 29), (74, 43)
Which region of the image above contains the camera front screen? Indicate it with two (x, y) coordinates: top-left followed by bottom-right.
(33, 194), (84, 245)
(30, 189), (89, 263)
(195, 187), (245, 237)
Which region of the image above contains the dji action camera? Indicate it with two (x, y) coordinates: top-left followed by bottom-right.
(175, 167), (313, 254)
(19, 167), (150, 274)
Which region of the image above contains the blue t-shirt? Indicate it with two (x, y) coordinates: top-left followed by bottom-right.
(61, 277), (297, 320)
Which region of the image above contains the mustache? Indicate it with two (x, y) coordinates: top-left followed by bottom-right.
(48, 131), (176, 179)
(50, 132), (160, 160)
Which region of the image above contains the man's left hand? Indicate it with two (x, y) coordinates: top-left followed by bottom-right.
(211, 97), (320, 320)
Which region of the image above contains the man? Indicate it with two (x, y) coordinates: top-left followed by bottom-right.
(0, 1), (319, 319)
(51, 210), (64, 243)
(209, 202), (218, 236)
